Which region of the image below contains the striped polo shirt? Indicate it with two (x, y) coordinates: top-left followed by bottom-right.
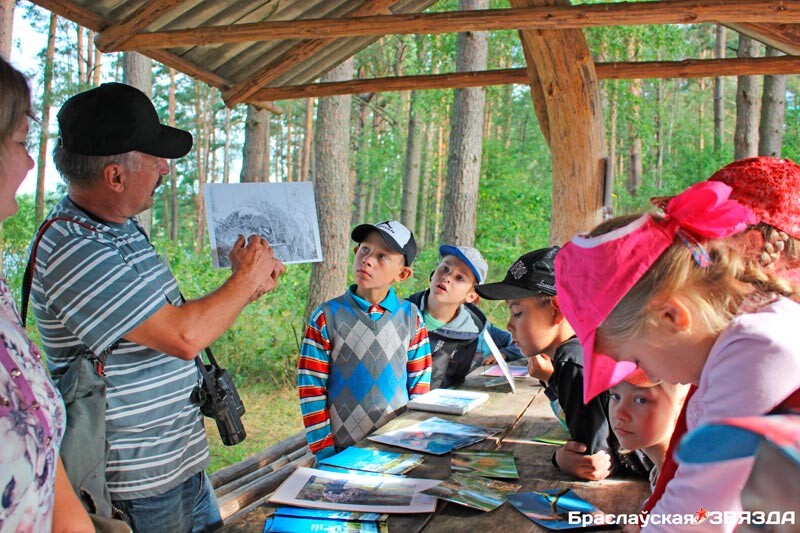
(30, 197), (209, 500)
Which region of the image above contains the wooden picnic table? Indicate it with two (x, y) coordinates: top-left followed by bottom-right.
(221, 367), (649, 532)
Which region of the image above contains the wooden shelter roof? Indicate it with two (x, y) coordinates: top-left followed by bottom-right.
(31, 0), (800, 112)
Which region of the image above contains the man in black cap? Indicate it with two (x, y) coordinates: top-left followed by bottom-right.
(30, 83), (284, 532)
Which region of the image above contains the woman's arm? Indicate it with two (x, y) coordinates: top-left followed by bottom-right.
(51, 457), (95, 533)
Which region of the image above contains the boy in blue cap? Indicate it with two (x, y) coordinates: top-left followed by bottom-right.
(407, 245), (523, 389)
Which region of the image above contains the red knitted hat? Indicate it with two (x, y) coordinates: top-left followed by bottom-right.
(708, 157), (800, 239)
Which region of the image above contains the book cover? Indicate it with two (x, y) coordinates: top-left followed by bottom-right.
(506, 489), (607, 530)
(269, 467), (440, 514)
(529, 425), (571, 446)
(451, 450), (520, 479)
(421, 472), (521, 512)
(367, 417), (500, 455)
(264, 507), (389, 533)
(407, 389), (489, 415)
(319, 447), (424, 476)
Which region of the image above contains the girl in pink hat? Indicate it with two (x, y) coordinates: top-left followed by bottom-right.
(555, 181), (800, 533)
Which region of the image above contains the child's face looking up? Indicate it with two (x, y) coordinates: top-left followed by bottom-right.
(353, 231), (410, 291)
(429, 256), (478, 306)
(609, 381), (678, 455)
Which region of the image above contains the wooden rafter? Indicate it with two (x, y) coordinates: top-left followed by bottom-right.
(727, 22), (800, 55)
(94, 0), (187, 52)
(221, 0), (398, 107)
(30, 0), (284, 113)
(250, 56), (800, 101)
(112, 1), (800, 51)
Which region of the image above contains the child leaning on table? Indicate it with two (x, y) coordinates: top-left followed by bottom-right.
(608, 370), (688, 492)
(297, 220), (432, 460)
(406, 245), (523, 390)
(476, 247), (650, 481)
(555, 181), (800, 533)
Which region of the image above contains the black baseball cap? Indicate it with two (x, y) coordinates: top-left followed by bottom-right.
(475, 246), (559, 300)
(57, 82), (193, 158)
(351, 220), (417, 266)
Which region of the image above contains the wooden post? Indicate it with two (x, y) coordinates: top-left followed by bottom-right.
(511, 0), (605, 245)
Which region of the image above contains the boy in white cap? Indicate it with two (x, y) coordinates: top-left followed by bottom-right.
(407, 245), (523, 389)
(297, 221), (432, 460)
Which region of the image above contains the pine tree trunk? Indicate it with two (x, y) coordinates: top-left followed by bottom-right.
(194, 82), (206, 254)
(241, 105), (270, 183)
(417, 123), (435, 248)
(626, 39), (642, 196)
(353, 95), (371, 225)
(434, 124), (445, 242)
(35, 13), (57, 226)
(77, 24), (86, 83)
(123, 52), (153, 235)
(169, 68), (178, 241)
(734, 35), (761, 159)
(758, 46), (786, 158)
(656, 77), (664, 189)
(442, 0), (488, 247)
(93, 44), (102, 86)
(607, 84), (617, 206)
(286, 107), (293, 182)
(86, 30), (94, 84)
(304, 58), (354, 324)
(301, 98), (314, 181)
(223, 107), (231, 183)
(401, 89), (423, 233)
(714, 25), (726, 152)
(0, 0), (13, 59)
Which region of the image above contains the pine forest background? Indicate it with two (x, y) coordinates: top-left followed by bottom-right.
(2, 0), (798, 469)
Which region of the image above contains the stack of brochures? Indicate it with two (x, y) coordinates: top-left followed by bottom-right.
(407, 388), (489, 415)
(264, 507), (388, 533)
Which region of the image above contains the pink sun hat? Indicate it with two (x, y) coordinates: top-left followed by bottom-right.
(555, 181), (756, 402)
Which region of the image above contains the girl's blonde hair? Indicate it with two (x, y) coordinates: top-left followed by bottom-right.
(753, 222), (800, 271)
(591, 213), (800, 346)
(0, 57), (32, 148)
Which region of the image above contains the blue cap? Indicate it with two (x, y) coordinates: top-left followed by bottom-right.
(439, 245), (488, 284)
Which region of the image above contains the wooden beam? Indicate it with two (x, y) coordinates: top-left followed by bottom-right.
(94, 0), (186, 52)
(727, 22), (800, 55)
(113, 1), (800, 51)
(222, 0), (398, 107)
(247, 56), (800, 101)
(29, 0), (284, 113)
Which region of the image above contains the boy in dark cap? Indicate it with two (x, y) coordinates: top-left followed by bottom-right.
(297, 220), (432, 460)
(477, 247), (649, 481)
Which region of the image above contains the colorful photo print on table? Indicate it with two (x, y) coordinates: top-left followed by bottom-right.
(506, 488), (607, 530)
(421, 472), (521, 512)
(368, 417), (500, 455)
(451, 450), (520, 479)
(318, 447), (424, 476)
(264, 507), (389, 533)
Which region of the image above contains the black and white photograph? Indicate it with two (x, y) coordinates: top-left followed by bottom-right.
(204, 182), (323, 268)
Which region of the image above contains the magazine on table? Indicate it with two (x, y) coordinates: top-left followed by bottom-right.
(421, 472), (521, 512)
(367, 416), (500, 455)
(318, 447), (424, 476)
(482, 364), (529, 378)
(506, 488), (607, 530)
(264, 507), (388, 533)
(407, 388), (489, 415)
(451, 450), (520, 479)
(269, 467), (440, 514)
(204, 182), (323, 268)
(482, 330), (516, 392)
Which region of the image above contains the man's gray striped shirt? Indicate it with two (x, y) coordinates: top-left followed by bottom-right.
(31, 197), (209, 500)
